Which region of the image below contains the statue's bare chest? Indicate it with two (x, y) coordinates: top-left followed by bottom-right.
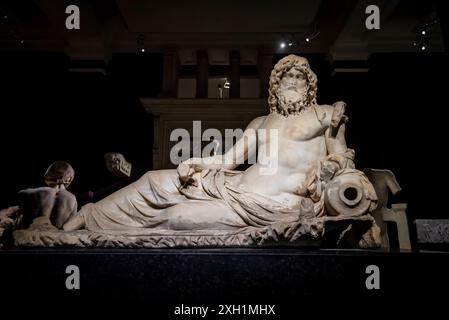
(260, 112), (326, 143)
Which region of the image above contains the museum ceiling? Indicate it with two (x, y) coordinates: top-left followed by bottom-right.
(0, 0), (445, 60)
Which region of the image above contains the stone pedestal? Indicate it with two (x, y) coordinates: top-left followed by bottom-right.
(415, 219), (449, 251)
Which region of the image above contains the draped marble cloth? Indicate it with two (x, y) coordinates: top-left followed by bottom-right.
(80, 169), (300, 235)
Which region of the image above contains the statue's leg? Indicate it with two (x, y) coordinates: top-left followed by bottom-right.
(64, 169), (187, 231)
(160, 200), (247, 230)
(63, 210), (85, 231)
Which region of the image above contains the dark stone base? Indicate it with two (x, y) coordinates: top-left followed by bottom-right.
(1, 248), (448, 314)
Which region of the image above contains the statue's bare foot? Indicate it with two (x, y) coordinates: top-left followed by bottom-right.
(62, 211), (85, 231)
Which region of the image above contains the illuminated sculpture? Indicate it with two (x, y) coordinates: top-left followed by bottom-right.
(13, 55), (379, 248)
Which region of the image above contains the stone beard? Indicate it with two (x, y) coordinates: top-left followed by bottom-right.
(275, 86), (309, 115)
(274, 65), (310, 116)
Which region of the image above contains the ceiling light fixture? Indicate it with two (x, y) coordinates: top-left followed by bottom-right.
(279, 33), (298, 50)
(305, 30), (320, 43)
(304, 24), (320, 44)
(412, 11), (439, 51)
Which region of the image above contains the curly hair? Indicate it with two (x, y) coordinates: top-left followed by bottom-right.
(44, 161), (75, 188)
(268, 55), (317, 116)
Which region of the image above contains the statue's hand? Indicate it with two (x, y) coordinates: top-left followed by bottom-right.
(177, 159), (195, 185)
(331, 101), (347, 127)
(320, 160), (340, 183)
(178, 156), (223, 186)
(177, 158), (205, 187)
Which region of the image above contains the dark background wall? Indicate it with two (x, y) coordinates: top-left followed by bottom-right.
(0, 52), (161, 207)
(0, 51), (447, 224)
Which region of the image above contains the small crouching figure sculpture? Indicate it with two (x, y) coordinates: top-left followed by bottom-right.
(18, 161), (77, 229)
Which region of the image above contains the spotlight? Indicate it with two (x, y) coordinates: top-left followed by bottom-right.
(280, 42), (286, 48)
(20, 40), (24, 44)
(288, 42), (293, 47)
(413, 15), (439, 51)
(420, 38), (429, 51)
(141, 48), (145, 52)
(305, 29), (319, 43)
(4, 15), (7, 19)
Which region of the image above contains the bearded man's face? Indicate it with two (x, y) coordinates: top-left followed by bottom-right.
(277, 67), (308, 111)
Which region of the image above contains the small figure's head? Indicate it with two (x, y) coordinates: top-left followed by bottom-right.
(268, 55), (317, 116)
(104, 152), (132, 177)
(44, 161), (75, 189)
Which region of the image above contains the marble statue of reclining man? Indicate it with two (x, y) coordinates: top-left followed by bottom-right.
(59, 55), (377, 242)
